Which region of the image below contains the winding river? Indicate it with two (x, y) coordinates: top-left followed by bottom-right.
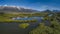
(0, 17), (44, 34)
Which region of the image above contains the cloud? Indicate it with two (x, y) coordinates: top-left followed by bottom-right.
(4, 4), (8, 6)
(38, 5), (60, 11)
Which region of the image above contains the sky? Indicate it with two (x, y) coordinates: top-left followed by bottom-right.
(0, 0), (60, 11)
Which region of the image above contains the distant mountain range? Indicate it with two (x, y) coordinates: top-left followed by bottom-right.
(41, 10), (60, 13)
(0, 6), (60, 14)
(0, 6), (40, 13)
(53, 10), (60, 13)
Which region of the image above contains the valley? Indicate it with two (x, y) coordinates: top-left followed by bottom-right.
(0, 6), (60, 34)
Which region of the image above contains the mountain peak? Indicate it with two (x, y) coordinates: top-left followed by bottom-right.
(0, 6), (39, 13)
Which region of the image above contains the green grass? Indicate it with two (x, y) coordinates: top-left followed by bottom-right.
(0, 14), (37, 23)
(19, 23), (29, 29)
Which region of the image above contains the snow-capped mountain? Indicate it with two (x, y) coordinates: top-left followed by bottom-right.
(53, 10), (60, 13)
(0, 5), (39, 13)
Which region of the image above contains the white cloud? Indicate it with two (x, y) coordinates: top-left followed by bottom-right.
(4, 4), (8, 6)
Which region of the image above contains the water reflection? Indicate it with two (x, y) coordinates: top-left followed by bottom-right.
(0, 16), (44, 34)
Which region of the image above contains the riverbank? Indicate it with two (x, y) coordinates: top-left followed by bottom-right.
(0, 19), (37, 23)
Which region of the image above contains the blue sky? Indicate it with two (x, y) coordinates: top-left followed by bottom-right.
(0, 0), (60, 11)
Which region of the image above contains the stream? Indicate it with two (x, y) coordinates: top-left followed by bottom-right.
(0, 17), (45, 34)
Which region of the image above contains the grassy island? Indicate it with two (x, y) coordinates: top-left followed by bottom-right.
(0, 13), (37, 23)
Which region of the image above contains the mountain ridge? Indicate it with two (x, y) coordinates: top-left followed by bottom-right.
(0, 6), (40, 13)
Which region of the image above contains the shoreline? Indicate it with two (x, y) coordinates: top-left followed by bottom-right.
(0, 20), (37, 23)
